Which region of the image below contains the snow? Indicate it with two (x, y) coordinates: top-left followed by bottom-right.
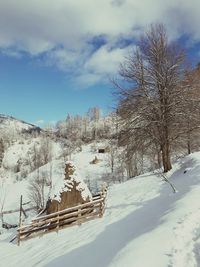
(0, 143), (107, 228)
(71, 144), (109, 182)
(3, 141), (32, 172)
(0, 115), (37, 138)
(1, 147), (200, 266)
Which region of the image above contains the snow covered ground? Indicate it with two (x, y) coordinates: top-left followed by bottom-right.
(0, 150), (200, 266)
(0, 144), (108, 211)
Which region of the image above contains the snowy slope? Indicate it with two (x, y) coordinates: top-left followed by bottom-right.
(0, 151), (200, 266)
(0, 143), (109, 227)
(0, 114), (40, 134)
(71, 143), (109, 182)
(1, 144), (107, 210)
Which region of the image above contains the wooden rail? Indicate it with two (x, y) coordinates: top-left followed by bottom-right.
(17, 188), (107, 245)
(0, 202), (36, 216)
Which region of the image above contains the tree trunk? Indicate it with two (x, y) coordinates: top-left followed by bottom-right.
(126, 160), (133, 178)
(161, 142), (172, 172)
(187, 140), (191, 155)
(157, 149), (162, 169)
(187, 131), (191, 155)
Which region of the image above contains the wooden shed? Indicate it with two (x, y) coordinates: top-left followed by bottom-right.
(98, 146), (110, 153)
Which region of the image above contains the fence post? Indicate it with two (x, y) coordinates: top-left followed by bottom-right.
(17, 195), (23, 246)
(56, 214), (60, 232)
(77, 206), (82, 226)
(99, 191), (104, 217)
(99, 184), (107, 217)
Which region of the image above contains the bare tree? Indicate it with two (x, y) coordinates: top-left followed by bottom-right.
(105, 140), (127, 182)
(180, 66), (200, 154)
(40, 136), (53, 165)
(0, 179), (8, 226)
(115, 24), (186, 172)
(87, 107), (101, 140)
(107, 141), (117, 174)
(28, 171), (51, 211)
(0, 139), (4, 168)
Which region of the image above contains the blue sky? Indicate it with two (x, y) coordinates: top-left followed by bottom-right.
(0, 53), (113, 125)
(0, 0), (200, 126)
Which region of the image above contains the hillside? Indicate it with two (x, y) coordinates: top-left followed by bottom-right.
(0, 141), (109, 228)
(0, 113), (114, 226)
(0, 114), (41, 135)
(0, 150), (200, 267)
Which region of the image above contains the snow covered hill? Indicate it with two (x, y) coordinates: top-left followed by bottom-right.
(0, 114), (41, 136)
(0, 143), (108, 227)
(0, 151), (200, 267)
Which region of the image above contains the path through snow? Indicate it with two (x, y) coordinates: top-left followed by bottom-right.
(47, 154), (200, 267)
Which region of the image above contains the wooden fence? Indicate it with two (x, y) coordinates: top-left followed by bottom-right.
(0, 202), (36, 216)
(17, 187), (107, 245)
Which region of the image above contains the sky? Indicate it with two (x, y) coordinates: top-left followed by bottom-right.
(1, 0), (200, 126)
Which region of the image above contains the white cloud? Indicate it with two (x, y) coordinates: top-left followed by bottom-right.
(75, 73), (102, 89)
(73, 44), (133, 87)
(0, 0), (200, 87)
(0, 49), (22, 58)
(85, 44), (132, 75)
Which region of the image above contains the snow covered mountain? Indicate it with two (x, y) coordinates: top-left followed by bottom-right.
(0, 114), (41, 135)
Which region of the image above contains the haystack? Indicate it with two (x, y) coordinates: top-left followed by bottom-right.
(90, 156), (100, 164)
(46, 162), (92, 214)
